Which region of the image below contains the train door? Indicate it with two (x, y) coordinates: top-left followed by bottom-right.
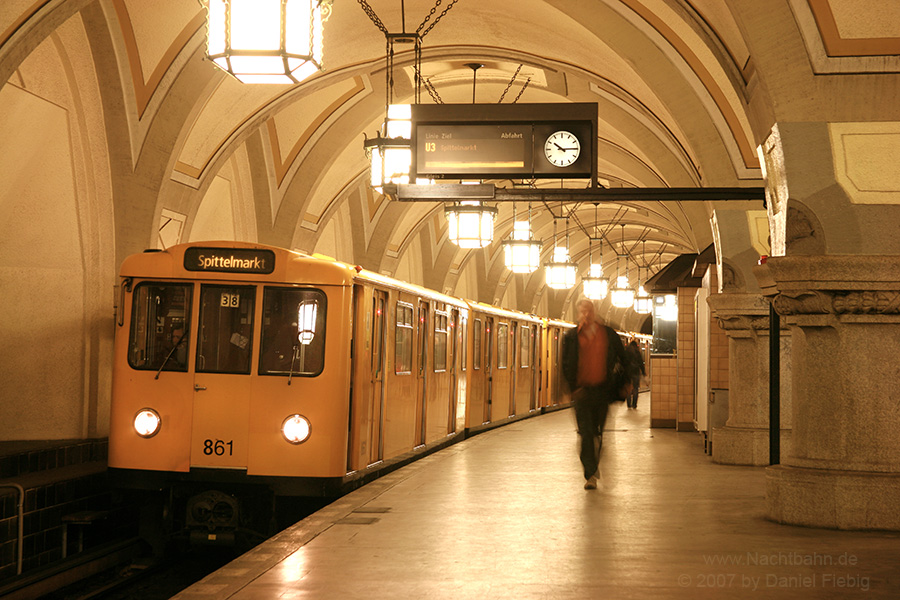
(483, 316), (494, 423)
(508, 322), (517, 417)
(415, 300), (429, 447)
(368, 290), (387, 464)
(191, 284), (256, 469)
(448, 308), (459, 433)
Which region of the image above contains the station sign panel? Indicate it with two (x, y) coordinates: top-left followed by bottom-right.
(411, 103), (597, 180)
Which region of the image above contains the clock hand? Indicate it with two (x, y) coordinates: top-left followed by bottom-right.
(553, 142), (565, 151)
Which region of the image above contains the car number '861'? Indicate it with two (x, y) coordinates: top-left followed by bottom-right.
(203, 439), (233, 456)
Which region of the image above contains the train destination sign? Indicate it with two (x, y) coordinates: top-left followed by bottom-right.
(411, 103), (597, 180)
(418, 124), (532, 175)
(184, 247), (276, 274)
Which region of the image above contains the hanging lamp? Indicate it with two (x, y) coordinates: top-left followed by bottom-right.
(446, 200), (497, 248)
(633, 241), (653, 314)
(582, 203), (609, 300)
(544, 210), (577, 289)
(206, 0), (329, 84)
(502, 203), (542, 273)
(610, 224), (635, 308)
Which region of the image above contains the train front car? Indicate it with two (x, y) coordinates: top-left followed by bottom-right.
(108, 242), (355, 547)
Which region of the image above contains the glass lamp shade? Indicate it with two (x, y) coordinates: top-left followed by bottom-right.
(367, 105), (412, 192)
(446, 201), (497, 248)
(610, 275), (635, 308)
(633, 285), (652, 314)
(582, 263), (609, 300)
(544, 247), (577, 289)
(654, 294), (678, 321)
(207, 0), (326, 84)
(502, 221), (541, 273)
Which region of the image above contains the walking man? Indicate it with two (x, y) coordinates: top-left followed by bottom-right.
(562, 299), (627, 489)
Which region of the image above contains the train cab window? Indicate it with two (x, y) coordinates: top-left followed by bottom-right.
(519, 325), (531, 368)
(128, 282), (192, 372)
(197, 285), (255, 374)
(395, 302), (414, 374)
(473, 319), (482, 370)
(434, 312), (448, 372)
(259, 288), (327, 377)
(497, 323), (509, 369)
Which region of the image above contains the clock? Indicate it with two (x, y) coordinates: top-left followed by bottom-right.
(544, 130), (581, 168)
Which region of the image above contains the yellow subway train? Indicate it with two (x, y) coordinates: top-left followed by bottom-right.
(108, 241), (581, 545)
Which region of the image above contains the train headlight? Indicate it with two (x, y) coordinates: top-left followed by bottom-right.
(282, 414), (310, 444)
(134, 408), (161, 438)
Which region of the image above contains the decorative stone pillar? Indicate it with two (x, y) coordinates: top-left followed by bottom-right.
(707, 292), (792, 466)
(758, 255), (900, 530)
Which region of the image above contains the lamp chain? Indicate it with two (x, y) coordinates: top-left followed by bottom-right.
(512, 78), (531, 103)
(423, 77), (443, 103)
(498, 64), (523, 103)
(355, 0), (389, 33)
(417, 0), (460, 37)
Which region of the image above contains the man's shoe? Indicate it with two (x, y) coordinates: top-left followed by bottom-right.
(584, 474), (598, 490)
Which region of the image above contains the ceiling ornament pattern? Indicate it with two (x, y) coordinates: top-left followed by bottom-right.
(112, 0), (204, 118)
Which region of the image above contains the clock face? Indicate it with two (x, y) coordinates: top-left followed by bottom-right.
(544, 130), (581, 167)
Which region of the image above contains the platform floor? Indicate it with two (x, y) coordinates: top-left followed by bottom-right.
(174, 397), (900, 599)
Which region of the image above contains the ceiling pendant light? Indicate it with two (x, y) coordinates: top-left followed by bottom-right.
(367, 103), (413, 193)
(545, 210), (577, 289)
(582, 203), (609, 300)
(633, 240), (652, 314)
(446, 200), (497, 248)
(502, 203), (542, 273)
(610, 223), (635, 308)
(206, 0), (330, 84)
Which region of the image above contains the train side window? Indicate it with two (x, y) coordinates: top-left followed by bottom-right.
(372, 296), (385, 376)
(473, 319), (482, 370)
(395, 302), (413, 374)
(259, 287), (327, 377)
(433, 312), (448, 372)
(519, 325), (531, 368)
(497, 323), (509, 369)
(460, 316), (467, 371)
(128, 282), (192, 372)
(197, 285), (255, 374)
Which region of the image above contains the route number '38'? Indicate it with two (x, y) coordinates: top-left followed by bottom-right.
(203, 439), (234, 456)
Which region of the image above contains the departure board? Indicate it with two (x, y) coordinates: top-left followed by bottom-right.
(417, 124), (532, 176)
(411, 103), (597, 180)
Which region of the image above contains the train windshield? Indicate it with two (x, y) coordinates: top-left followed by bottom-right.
(128, 283), (192, 372)
(259, 287), (327, 377)
(197, 285), (256, 374)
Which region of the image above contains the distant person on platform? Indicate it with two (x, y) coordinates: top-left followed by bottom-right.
(625, 339), (646, 409)
(562, 298), (627, 490)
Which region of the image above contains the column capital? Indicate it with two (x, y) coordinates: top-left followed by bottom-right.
(755, 255), (900, 319)
(707, 292), (776, 333)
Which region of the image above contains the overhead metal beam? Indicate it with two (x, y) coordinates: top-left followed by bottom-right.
(388, 183), (766, 203)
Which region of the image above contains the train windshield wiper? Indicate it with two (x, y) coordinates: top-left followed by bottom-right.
(155, 331), (187, 380)
(287, 343), (298, 386)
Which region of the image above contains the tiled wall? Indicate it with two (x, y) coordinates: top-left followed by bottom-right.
(676, 288), (696, 431)
(651, 356), (677, 428)
(0, 440), (133, 582)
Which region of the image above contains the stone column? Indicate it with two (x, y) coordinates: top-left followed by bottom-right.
(758, 255), (900, 530)
(707, 292), (792, 466)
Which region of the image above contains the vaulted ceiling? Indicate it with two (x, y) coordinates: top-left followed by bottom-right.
(3, 0), (894, 329)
